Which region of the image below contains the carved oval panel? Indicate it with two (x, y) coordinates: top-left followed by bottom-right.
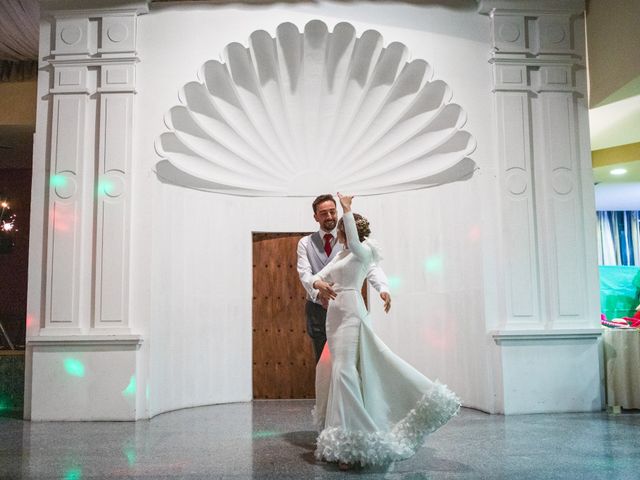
(107, 23), (128, 43)
(506, 169), (528, 195)
(102, 176), (125, 198)
(544, 24), (566, 44)
(60, 26), (82, 46)
(552, 169), (573, 195)
(54, 173), (77, 199)
(499, 23), (521, 43)
(155, 20), (477, 196)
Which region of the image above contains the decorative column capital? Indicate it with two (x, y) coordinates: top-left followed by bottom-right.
(43, 1), (148, 84)
(478, 0), (585, 94)
(477, 0), (585, 16)
(40, 1), (149, 17)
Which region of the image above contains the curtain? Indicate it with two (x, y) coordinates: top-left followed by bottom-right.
(597, 211), (640, 266)
(0, 59), (37, 82)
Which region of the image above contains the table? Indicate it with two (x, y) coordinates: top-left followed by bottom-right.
(603, 328), (640, 409)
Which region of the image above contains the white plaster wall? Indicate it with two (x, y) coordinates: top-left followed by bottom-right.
(131, 2), (497, 417)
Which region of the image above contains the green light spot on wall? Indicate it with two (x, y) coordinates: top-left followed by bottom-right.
(388, 276), (401, 291)
(64, 358), (85, 378)
(122, 376), (136, 397)
(425, 256), (443, 274)
(63, 468), (82, 480)
(50, 174), (67, 188)
(97, 179), (113, 197)
(0, 397), (8, 412)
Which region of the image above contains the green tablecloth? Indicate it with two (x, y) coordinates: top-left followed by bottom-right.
(599, 266), (640, 320)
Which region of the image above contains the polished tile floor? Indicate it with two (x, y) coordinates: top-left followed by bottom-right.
(1, 401), (639, 479)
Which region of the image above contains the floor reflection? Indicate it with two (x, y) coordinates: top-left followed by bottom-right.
(1, 402), (639, 479)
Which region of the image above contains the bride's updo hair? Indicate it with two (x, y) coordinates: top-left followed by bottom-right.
(337, 213), (371, 242)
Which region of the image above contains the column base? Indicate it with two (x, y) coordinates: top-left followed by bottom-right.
(26, 335), (143, 421)
(492, 329), (603, 414)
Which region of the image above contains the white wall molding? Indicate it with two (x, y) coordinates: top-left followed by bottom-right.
(491, 329), (601, 343)
(27, 334), (143, 347)
(40, 0), (149, 19)
(44, 90), (90, 334)
(50, 57), (139, 67)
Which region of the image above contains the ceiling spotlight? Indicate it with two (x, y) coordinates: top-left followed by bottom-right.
(610, 168), (627, 176)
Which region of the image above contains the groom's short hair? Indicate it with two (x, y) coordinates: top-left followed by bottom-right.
(312, 194), (336, 213)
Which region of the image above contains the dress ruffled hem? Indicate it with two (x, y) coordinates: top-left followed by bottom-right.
(314, 381), (460, 466)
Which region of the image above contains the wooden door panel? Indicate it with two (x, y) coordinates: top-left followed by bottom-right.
(252, 232), (315, 399)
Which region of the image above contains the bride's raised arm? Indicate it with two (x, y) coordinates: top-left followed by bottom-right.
(338, 193), (372, 263)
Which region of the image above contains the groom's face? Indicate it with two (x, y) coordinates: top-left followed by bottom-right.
(314, 200), (337, 232)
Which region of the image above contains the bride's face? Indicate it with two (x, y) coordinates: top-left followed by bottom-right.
(337, 227), (347, 247)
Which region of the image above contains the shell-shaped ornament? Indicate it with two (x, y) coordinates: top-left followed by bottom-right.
(155, 20), (477, 196)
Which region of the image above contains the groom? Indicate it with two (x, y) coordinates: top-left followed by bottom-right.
(296, 194), (391, 363)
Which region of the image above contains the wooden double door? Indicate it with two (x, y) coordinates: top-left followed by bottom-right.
(252, 232), (315, 399)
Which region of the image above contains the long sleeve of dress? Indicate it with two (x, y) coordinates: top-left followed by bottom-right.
(366, 264), (389, 294)
(343, 211), (372, 264)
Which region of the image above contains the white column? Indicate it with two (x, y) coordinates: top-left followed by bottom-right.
(26, 2), (148, 421)
(479, 0), (602, 413)
(43, 17), (92, 334)
(93, 14), (138, 332)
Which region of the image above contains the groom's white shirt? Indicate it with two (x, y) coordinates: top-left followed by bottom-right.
(297, 229), (390, 305)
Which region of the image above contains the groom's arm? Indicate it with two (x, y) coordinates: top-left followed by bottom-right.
(296, 236), (319, 302)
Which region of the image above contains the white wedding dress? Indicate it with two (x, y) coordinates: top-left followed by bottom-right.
(311, 211), (460, 466)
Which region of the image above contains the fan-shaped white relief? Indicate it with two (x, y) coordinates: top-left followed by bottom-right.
(155, 20), (477, 196)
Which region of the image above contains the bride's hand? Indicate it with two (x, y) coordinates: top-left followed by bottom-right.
(380, 292), (391, 313)
(337, 192), (353, 212)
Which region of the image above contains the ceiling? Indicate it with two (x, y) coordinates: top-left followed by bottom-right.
(589, 91), (640, 188)
(586, 0), (640, 208)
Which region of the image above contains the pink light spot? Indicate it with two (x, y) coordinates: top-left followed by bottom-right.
(423, 328), (450, 350)
(319, 344), (332, 363)
(468, 225), (481, 242)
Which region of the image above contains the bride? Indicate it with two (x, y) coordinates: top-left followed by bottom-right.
(311, 193), (460, 469)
